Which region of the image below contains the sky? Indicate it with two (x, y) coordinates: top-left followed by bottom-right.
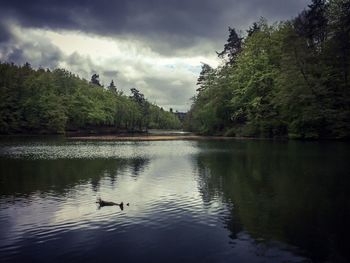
(0, 0), (310, 112)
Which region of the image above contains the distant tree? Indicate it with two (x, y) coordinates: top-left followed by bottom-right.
(90, 73), (102, 86)
(130, 88), (145, 104)
(0, 62), (181, 134)
(129, 88), (150, 130)
(24, 62), (31, 69)
(108, 80), (117, 92)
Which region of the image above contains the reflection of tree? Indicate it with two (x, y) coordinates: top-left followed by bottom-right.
(195, 148), (243, 240)
(129, 158), (150, 178)
(194, 140), (350, 262)
(0, 157), (150, 196)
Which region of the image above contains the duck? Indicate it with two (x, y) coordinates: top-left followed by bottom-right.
(96, 198), (130, 210)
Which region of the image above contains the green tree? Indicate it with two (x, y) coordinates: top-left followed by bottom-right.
(217, 27), (243, 65)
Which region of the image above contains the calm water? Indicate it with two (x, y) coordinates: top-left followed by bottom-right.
(0, 138), (349, 263)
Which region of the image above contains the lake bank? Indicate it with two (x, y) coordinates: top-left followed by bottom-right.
(65, 129), (238, 141)
(2, 132), (346, 142)
(67, 134), (236, 141)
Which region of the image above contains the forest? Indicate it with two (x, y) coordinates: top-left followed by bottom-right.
(0, 63), (181, 134)
(184, 0), (350, 139)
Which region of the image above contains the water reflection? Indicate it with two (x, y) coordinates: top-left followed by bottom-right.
(194, 140), (350, 262)
(0, 158), (149, 197)
(0, 139), (349, 262)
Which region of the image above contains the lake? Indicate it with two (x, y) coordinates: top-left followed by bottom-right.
(0, 138), (349, 262)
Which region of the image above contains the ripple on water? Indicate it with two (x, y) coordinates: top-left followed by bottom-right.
(0, 139), (318, 263)
(0, 141), (200, 160)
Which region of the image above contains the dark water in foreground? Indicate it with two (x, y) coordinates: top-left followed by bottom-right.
(0, 138), (349, 262)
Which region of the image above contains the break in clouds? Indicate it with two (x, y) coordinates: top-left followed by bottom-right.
(0, 0), (310, 111)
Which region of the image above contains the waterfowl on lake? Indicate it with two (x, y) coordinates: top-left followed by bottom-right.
(97, 197), (119, 206)
(96, 198), (129, 210)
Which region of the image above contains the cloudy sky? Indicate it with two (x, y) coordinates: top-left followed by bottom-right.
(0, 0), (310, 111)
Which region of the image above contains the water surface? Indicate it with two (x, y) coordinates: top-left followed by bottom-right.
(0, 138), (349, 262)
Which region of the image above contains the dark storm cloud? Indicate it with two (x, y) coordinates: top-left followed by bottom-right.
(0, 21), (12, 43)
(0, 19), (62, 68)
(1, 0), (227, 36)
(0, 28), (63, 68)
(10, 43), (63, 68)
(1, 0), (310, 54)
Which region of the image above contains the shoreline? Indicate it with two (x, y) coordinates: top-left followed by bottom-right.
(1, 133), (346, 142)
(67, 135), (238, 141)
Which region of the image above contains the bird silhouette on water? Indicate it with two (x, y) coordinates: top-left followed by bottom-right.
(96, 197), (129, 210)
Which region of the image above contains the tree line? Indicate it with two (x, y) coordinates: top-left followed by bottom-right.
(184, 0), (350, 139)
(0, 62), (181, 134)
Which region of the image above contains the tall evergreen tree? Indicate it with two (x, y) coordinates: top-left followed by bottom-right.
(217, 27), (243, 65)
(196, 63), (215, 92)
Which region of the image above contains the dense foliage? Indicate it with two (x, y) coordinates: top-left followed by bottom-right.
(0, 63), (181, 134)
(185, 0), (350, 139)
